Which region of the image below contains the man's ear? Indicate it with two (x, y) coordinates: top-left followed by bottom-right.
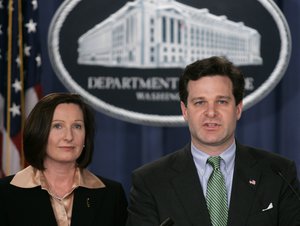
(181, 101), (188, 121)
(236, 101), (243, 120)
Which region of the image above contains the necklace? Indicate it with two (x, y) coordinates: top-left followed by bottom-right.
(42, 169), (77, 199)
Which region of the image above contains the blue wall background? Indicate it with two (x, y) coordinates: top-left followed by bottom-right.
(39, 0), (300, 195)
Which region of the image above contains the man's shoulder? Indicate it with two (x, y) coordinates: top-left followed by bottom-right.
(133, 144), (190, 175)
(240, 144), (291, 160)
(237, 143), (294, 169)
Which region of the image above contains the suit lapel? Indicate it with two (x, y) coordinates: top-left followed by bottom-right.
(227, 144), (262, 225)
(171, 146), (212, 226)
(28, 188), (58, 226)
(71, 187), (102, 226)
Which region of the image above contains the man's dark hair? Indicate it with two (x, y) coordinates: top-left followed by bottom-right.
(179, 56), (245, 106)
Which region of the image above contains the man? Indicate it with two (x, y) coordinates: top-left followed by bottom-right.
(126, 56), (300, 226)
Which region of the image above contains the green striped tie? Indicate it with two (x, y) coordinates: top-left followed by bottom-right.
(206, 156), (228, 226)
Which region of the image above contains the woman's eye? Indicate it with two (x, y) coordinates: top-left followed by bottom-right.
(73, 124), (83, 129)
(53, 123), (62, 129)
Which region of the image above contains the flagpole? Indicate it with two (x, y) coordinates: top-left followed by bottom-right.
(5, 0), (13, 175)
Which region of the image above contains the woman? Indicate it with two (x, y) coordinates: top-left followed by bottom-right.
(0, 93), (128, 226)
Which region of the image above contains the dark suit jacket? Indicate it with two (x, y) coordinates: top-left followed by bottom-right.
(126, 142), (300, 226)
(0, 175), (128, 226)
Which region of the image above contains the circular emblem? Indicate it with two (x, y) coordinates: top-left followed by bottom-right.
(48, 0), (291, 126)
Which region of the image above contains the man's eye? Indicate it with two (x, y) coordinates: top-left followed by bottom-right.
(218, 100), (228, 104)
(195, 101), (204, 105)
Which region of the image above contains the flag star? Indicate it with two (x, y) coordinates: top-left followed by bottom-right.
(35, 54), (42, 67)
(25, 19), (37, 33)
(15, 55), (21, 67)
(12, 79), (22, 93)
(10, 103), (21, 117)
(24, 44), (31, 56)
(31, 0), (38, 10)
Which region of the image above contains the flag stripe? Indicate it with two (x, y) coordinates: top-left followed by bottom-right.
(18, 0), (25, 168)
(0, 0), (42, 176)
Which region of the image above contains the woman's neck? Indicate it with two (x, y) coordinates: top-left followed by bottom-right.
(42, 162), (78, 198)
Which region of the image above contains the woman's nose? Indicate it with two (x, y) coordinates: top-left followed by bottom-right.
(64, 127), (73, 141)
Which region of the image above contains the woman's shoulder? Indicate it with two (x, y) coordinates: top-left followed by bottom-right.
(0, 175), (14, 187)
(96, 175), (124, 189)
(80, 169), (124, 192)
(82, 174), (127, 203)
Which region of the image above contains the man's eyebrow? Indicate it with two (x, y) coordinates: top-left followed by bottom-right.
(217, 95), (232, 100)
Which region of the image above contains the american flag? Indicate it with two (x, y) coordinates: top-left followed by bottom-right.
(0, 0), (42, 177)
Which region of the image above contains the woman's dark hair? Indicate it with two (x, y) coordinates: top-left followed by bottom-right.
(24, 93), (95, 170)
(179, 56), (245, 106)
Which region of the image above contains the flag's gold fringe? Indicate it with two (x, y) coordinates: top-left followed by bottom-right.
(18, 0), (25, 170)
(5, 0), (25, 175)
(5, 0), (13, 176)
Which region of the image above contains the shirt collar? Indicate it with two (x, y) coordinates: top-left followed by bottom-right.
(191, 141), (236, 175)
(10, 165), (105, 189)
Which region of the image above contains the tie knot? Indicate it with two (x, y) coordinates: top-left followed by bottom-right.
(207, 156), (221, 170)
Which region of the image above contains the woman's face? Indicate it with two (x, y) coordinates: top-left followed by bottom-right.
(44, 103), (85, 167)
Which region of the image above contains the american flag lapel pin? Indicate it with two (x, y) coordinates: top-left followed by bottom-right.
(249, 179), (256, 186)
(86, 197), (91, 208)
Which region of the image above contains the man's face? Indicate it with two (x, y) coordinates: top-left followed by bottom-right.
(181, 75), (243, 155)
